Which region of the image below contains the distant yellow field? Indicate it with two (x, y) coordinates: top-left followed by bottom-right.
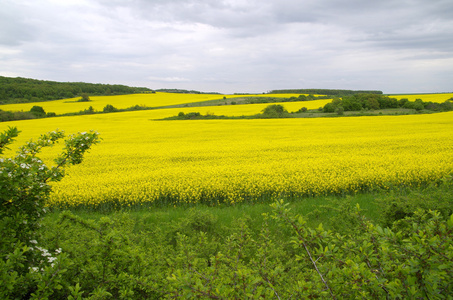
(390, 93), (453, 103)
(2, 93), (450, 117)
(0, 93), (303, 115)
(169, 99), (332, 117)
(2, 109), (452, 209)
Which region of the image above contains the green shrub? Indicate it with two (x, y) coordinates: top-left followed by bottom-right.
(78, 93), (90, 102)
(103, 104), (118, 113)
(260, 104), (289, 118)
(0, 126), (100, 298)
(375, 175), (453, 228)
(296, 107), (308, 113)
(167, 200), (453, 298)
(323, 102), (336, 112)
(29, 105), (46, 117)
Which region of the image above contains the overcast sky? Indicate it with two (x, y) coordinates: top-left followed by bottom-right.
(1, 0), (452, 94)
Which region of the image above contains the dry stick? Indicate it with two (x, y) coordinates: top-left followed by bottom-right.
(283, 211), (337, 300)
(300, 238), (336, 299)
(261, 275), (281, 300)
(189, 266), (211, 285)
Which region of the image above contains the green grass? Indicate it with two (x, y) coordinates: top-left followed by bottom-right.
(45, 191), (383, 236)
(44, 176), (453, 238)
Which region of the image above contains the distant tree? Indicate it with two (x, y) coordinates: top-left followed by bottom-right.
(79, 93), (90, 102)
(30, 106), (46, 117)
(440, 100), (453, 111)
(296, 95), (307, 101)
(413, 99), (425, 111)
(103, 104), (118, 113)
(297, 107), (308, 113)
(0, 110), (15, 122)
(398, 98), (409, 107)
(323, 102), (336, 113)
(341, 96), (362, 111)
(366, 98), (380, 110)
(261, 104), (289, 118)
(403, 101), (414, 109)
(378, 96), (398, 108)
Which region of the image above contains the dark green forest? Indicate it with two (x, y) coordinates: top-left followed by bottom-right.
(0, 76), (152, 104)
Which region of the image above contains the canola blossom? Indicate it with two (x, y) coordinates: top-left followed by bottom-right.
(0, 92), (302, 115)
(157, 99), (331, 118)
(2, 107), (452, 209)
(391, 93), (453, 103)
(182, 100), (332, 116)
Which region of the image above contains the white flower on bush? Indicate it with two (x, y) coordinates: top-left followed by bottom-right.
(29, 245), (63, 271)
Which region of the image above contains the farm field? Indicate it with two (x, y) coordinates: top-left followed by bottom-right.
(388, 92), (453, 102)
(0, 92), (302, 114)
(2, 91), (453, 299)
(3, 106), (453, 209)
(166, 99), (332, 117)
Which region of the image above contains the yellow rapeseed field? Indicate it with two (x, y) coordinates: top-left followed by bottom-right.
(391, 93), (453, 103)
(2, 107), (452, 209)
(0, 92), (302, 115)
(162, 99), (331, 117)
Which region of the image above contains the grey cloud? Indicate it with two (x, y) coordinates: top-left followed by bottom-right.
(1, 0), (453, 94)
(0, 2), (35, 46)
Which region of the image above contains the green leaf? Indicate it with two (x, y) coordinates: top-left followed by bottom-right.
(448, 214), (453, 227)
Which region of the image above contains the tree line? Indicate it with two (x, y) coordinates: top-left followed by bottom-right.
(269, 88), (383, 96)
(323, 94), (453, 113)
(155, 88), (221, 94)
(242, 94), (330, 104)
(0, 76), (152, 104)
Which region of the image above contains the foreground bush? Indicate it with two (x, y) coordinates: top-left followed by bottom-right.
(0, 127), (100, 299)
(27, 187), (452, 299)
(3, 200), (453, 298)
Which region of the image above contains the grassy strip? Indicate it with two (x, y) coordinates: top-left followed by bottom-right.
(45, 176), (452, 234)
(45, 191), (383, 233)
